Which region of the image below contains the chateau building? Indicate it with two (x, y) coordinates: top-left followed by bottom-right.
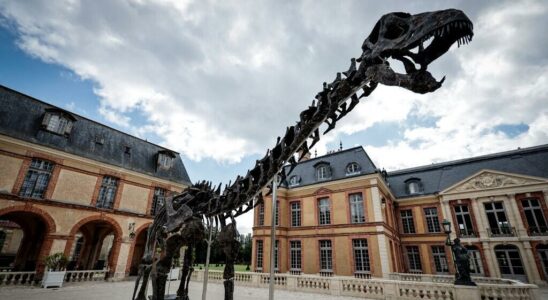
(252, 144), (548, 285)
(0, 85), (191, 278)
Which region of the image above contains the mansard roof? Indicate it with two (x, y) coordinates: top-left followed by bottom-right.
(0, 85), (191, 185)
(282, 146), (378, 188)
(387, 144), (548, 198)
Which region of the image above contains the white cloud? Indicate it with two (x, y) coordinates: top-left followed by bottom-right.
(1, 0), (547, 234)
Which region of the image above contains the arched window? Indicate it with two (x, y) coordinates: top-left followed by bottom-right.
(346, 162), (361, 175)
(405, 178), (423, 195)
(288, 175), (300, 186)
(316, 165), (331, 181)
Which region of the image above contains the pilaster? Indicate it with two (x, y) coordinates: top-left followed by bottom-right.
(376, 232), (390, 278)
(370, 179), (383, 222)
(506, 194), (526, 236)
(522, 242), (542, 284)
(471, 198), (487, 238)
(482, 242), (499, 278)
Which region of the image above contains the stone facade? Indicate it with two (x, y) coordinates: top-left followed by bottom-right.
(252, 145), (548, 285)
(0, 86), (191, 279)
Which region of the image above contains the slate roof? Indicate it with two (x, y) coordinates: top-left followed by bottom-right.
(386, 144), (548, 198)
(0, 85), (191, 185)
(281, 146), (378, 188)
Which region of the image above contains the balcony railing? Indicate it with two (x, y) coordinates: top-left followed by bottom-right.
(457, 228), (478, 238)
(487, 227), (516, 237)
(528, 226), (548, 236)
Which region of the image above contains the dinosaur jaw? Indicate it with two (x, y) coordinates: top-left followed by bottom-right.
(387, 19), (473, 94)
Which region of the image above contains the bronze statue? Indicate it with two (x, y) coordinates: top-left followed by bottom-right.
(447, 238), (477, 286)
(133, 8), (474, 300)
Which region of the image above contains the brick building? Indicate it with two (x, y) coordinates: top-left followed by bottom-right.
(0, 85), (191, 278)
(252, 144), (548, 284)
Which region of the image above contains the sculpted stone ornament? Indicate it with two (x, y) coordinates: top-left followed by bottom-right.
(132, 8), (474, 300)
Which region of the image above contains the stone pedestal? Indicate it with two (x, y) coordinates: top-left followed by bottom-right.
(454, 285), (480, 300)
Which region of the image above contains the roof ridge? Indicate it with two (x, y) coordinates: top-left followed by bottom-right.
(387, 144), (548, 175)
(0, 84), (179, 153)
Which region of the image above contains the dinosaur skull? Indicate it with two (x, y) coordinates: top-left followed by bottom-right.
(359, 9), (473, 93)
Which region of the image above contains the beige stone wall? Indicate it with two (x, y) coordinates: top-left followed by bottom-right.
(118, 184), (150, 214)
(0, 154), (23, 193)
(51, 169), (97, 205)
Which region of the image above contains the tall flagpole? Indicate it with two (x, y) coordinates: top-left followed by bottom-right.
(268, 176), (279, 300)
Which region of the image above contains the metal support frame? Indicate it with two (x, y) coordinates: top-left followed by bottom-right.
(268, 176), (279, 300)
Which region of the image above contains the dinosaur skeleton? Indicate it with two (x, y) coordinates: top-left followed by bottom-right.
(133, 8), (474, 300)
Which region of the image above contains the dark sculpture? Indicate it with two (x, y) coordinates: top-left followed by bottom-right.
(132, 8), (474, 300)
(447, 238), (477, 286)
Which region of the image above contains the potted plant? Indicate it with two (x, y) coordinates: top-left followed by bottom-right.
(42, 252), (68, 288)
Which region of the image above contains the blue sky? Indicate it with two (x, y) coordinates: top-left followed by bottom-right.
(1, 0), (546, 233)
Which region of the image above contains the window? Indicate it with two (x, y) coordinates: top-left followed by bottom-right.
(290, 240), (302, 271)
(349, 193), (365, 223)
(150, 187), (166, 215)
(274, 240), (279, 271)
(96, 176), (119, 209)
(315, 163), (331, 181)
(467, 246), (484, 275)
(431, 246), (449, 274)
(353, 239), (370, 274)
(258, 203), (265, 226)
(19, 158), (54, 199)
(400, 209), (415, 234)
(522, 198), (548, 235)
(318, 198), (331, 225)
(41, 110), (75, 136)
(454, 204), (476, 237)
(405, 178), (423, 195)
(157, 151), (175, 170)
(424, 207), (441, 233)
(319, 240), (333, 272)
(484, 202), (513, 236)
(275, 200), (279, 226)
(255, 240), (263, 271)
(291, 202), (301, 227)
(288, 175), (300, 186)
(346, 162), (361, 175)
(406, 246), (422, 272)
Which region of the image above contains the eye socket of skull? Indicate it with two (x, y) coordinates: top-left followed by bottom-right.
(384, 21), (409, 40)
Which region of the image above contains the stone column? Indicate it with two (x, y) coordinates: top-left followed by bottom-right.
(522, 242), (542, 284)
(112, 239), (132, 279)
(471, 198), (487, 238)
(506, 194), (526, 237)
(482, 242), (499, 278)
(370, 180), (383, 222)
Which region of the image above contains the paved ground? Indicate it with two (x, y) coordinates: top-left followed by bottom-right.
(0, 280), (360, 300)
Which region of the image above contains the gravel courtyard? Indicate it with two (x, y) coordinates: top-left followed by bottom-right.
(0, 280), (361, 300)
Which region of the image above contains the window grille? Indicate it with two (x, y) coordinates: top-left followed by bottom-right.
(318, 198), (331, 225)
(291, 202), (301, 227)
(19, 158), (54, 199)
(290, 240), (302, 271)
(406, 246), (422, 272)
(400, 210), (416, 233)
(255, 240), (263, 271)
(319, 240), (333, 272)
(151, 187), (166, 215)
(353, 239), (370, 273)
(431, 246), (449, 273)
(350, 193), (365, 223)
(424, 207), (441, 233)
(96, 176), (119, 209)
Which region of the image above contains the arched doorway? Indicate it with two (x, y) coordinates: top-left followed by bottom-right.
(494, 244), (527, 282)
(129, 225), (149, 276)
(67, 217), (121, 271)
(0, 209), (54, 271)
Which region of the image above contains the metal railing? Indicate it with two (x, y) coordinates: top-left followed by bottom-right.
(487, 226), (516, 237)
(528, 226), (548, 236)
(457, 228), (478, 238)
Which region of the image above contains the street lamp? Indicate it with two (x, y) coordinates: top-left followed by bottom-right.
(442, 219), (452, 235)
(443, 219), (476, 286)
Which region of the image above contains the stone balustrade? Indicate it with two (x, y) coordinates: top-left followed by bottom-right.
(190, 270), (540, 300)
(64, 269), (109, 282)
(0, 271), (38, 286)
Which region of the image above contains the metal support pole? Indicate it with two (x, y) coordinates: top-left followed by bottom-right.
(202, 217), (214, 300)
(268, 176), (279, 300)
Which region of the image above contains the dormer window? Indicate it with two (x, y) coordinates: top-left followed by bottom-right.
(288, 175), (300, 187)
(405, 178), (424, 195)
(346, 162), (361, 175)
(157, 150), (176, 170)
(41, 109), (76, 136)
(314, 162), (331, 181)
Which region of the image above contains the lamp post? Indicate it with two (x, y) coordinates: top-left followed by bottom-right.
(443, 219), (476, 286)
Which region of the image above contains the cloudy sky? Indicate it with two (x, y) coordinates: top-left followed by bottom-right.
(1, 0), (547, 234)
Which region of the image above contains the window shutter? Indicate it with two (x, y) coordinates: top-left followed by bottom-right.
(41, 113), (51, 127)
(64, 120), (73, 135)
